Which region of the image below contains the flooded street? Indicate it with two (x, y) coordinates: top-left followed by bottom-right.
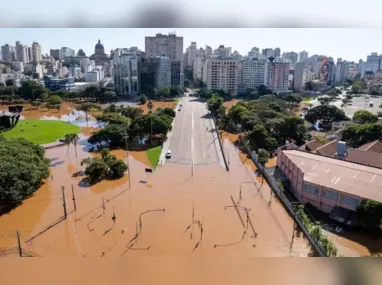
(0, 132), (310, 257)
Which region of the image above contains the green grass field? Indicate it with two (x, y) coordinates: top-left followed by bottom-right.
(302, 97), (313, 102)
(146, 146), (162, 167)
(3, 120), (81, 144)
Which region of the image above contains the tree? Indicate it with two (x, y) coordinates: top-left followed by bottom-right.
(184, 79), (191, 88)
(352, 110), (378, 124)
(133, 113), (172, 138)
(78, 102), (100, 122)
(370, 90), (379, 96)
(95, 112), (131, 125)
(169, 85), (180, 98)
(342, 123), (382, 147)
(247, 125), (269, 150)
(305, 81), (314, 90)
(257, 149), (269, 165)
(207, 94), (224, 118)
(49, 95), (62, 105)
(305, 104), (349, 124)
(0, 82), (5, 87)
(356, 200), (382, 230)
(84, 85), (101, 99)
(88, 125), (128, 148)
(140, 94), (148, 105)
(5, 79), (15, 86)
(155, 107), (176, 118)
(102, 91), (117, 102)
(147, 100), (154, 113)
(158, 87), (171, 99)
(0, 138), (49, 209)
(19, 81), (47, 100)
(258, 85), (273, 96)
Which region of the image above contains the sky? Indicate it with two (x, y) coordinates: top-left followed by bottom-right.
(0, 28), (381, 62)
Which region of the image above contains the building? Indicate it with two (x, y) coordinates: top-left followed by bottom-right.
(205, 46), (213, 58)
(89, 40), (110, 65)
(77, 49), (86, 57)
(266, 58), (290, 93)
(294, 61), (305, 91)
(277, 146), (382, 219)
(50, 49), (60, 60)
(1, 44), (14, 63)
(185, 42), (197, 67)
(358, 59), (366, 78)
(145, 32), (183, 62)
(113, 52), (140, 96)
(239, 58), (267, 93)
(59, 47), (75, 59)
(365, 52), (381, 75)
(193, 57), (206, 80)
(274, 48), (281, 58)
(282, 52), (298, 66)
(85, 70), (101, 82)
(44, 75), (75, 91)
(203, 58), (239, 95)
(11, 61), (24, 72)
(248, 47), (260, 59)
(262, 48), (274, 58)
(15, 42), (29, 63)
(298, 51), (309, 62)
(31, 42), (42, 62)
(153, 56), (171, 88)
(171, 60), (183, 86)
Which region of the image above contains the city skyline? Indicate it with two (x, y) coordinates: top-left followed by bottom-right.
(1, 28), (381, 62)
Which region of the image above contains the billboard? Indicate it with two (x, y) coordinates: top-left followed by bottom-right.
(321, 58), (329, 83)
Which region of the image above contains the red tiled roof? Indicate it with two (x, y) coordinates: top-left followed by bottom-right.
(316, 139), (338, 157)
(346, 149), (382, 168)
(358, 140), (382, 153)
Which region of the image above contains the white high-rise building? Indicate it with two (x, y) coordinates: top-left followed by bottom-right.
(31, 42), (42, 62)
(145, 32), (183, 61)
(59, 47), (75, 59)
(185, 42), (197, 67)
(298, 51), (309, 62)
(205, 46), (213, 58)
(266, 59), (290, 93)
(15, 41), (29, 63)
(1, 44), (14, 63)
(358, 59), (366, 78)
(365, 52), (381, 75)
(193, 57), (206, 80)
(240, 58), (268, 89)
(294, 61), (306, 91)
(203, 58), (239, 95)
(248, 47), (260, 59)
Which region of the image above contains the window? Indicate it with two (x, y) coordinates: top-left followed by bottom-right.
(303, 185), (319, 195)
(340, 195), (360, 208)
(323, 190), (338, 201)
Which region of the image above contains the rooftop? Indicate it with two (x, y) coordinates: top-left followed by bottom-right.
(283, 150), (382, 202)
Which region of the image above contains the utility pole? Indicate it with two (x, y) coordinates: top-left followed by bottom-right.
(62, 186), (67, 219)
(150, 116), (153, 145)
(124, 134), (131, 189)
(71, 184), (77, 211)
(16, 230), (22, 257)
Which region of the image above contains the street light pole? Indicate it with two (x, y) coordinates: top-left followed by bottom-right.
(124, 133), (131, 189)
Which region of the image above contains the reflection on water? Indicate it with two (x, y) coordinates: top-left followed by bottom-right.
(40, 109), (106, 128)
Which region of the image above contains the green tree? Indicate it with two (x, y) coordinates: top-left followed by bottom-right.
(102, 91), (117, 102)
(247, 125), (269, 150)
(95, 112), (131, 125)
(155, 107), (176, 118)
(84, 85), (101, 99)
(120, 106), (144, 120)
(5, 79), (15, 86)
(184, 79), (191, 88)
(140, 94), (148, 104)
(352, 110), (378, 124)
(49, 95), (62, 105)
(356, 200), (382, 230)
(0, 138), (49, 209)
(207, 93), (225, 118)
(258, 85), (273, 96)
(88, 125), (128, 148)
(342, 123), (382, 147)
(257, 149), (269, 165)
(158, 87), (171, 99)
(19, 81), (47, 100)
(78, 102), (100, 122)
(305, 104), (349, 124)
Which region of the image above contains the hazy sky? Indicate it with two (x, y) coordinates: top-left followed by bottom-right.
(0, 28), (380, 62)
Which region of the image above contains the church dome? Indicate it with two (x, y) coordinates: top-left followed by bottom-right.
(95, 39), (104, 50)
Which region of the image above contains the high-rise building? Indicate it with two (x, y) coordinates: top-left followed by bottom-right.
(248, 47), (260, 59)
(1, 44), (14, 63)
(298, 51), (309, 62)
(185, 42), (197, 67)
(15, 41), (29, 63)
(193, 57), (206, 80)
(31, 42), (42, 62)
(274, 48), (281, 57)
(266, 58), (290, 93)
(365, 52), (381, 75)
(171, 60), (183, 86)
(50, 49), (60, 60)
(294, 61), (306, 91)
(145, 32), (183, 61)
(240, 58), (268, 91)
(113, 52), (140, 96)
(205, 46), (213, 58)
(358, 59), (366, 78)
(59, 47), (75, 59)
(262, 48), (274, 58)
(282, 52), (298, 66)
(203, 58), (239, 95)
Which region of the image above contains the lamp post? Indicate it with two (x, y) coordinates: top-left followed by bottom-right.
(124, 131), (131, 189)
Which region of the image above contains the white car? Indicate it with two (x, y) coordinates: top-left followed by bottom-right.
(166, 150), (172, 159)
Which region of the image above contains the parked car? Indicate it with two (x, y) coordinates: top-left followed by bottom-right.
(166, 150), (172, 159)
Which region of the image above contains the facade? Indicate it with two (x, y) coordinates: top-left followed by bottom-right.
(365, 52), (381, 75)
(185, 42), (197, 67)
(153, 56), (171, 88)
(205, 46), (213, 57)
(31, 42), (42, 62)
(113, 52), (140, 96)
(358, 59), (366, 78)
(266, 59), (290, 93)
(171, 60), (183, 86)
(277, 147), (382, 216)
(298, 51), (309, 62)
(239, 58), (267, 92)
(248, 47), (260, 59)
(1, 44), (14, 63)
(193, 57), (206, 80)
(282, 52), (298, 66)
(77, 49), (86, 57)
(274, 48), (281, 57)
(11, 61), (24, 72)
(50, 49), (60, 60)
(204, 58), (239, 95)
(145, 33), (183, 61)
(262, 48), (274, 57)
(59, 47), (75, 59)
(15, 42), (29, 63)
(85, 71), (100, 82)
(44, 76), (75, 91)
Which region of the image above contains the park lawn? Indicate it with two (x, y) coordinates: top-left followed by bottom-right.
(3, 120), (81, 144)
(302, 97), (312, 102)
(146, 146), (161, 168)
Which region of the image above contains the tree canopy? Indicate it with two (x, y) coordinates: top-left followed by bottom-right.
(342, 123), (382, 147)
(356, 200), (382, 231)
(0, 138), (50, 211)
(352, 110), (378, 124)
(305, 104), (349, 124)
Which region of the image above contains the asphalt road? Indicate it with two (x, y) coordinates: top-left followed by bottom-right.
(167, 95), (222, 166)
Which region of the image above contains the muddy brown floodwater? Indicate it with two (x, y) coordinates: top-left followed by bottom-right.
(0, 129), (312, 258)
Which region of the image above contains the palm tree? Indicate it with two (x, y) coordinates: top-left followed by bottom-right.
(64, 134), (72, 155)
(71, 133), (80, 158)
(147, 100), (154, 113)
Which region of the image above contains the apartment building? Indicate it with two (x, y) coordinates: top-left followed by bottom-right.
(50, 49), (60, 60)
(145, 33), (183, 61)
(31, 42), (42, 62)
(15, 42), (29, 63)
(298, 51), (309, 62)
(193, 57), (206, 80)
(239, 58), (268, 91)
(294, 61), (305, 91)
(1, 44), (14, 63)
(282, 52), (298, 66)
(59, 47), (75, 59)
(266, 59), (290, 93)
(185, 42), (197, 67)
(171, 60), (183, 87)
(113, 52), (140, 96)
(203, 58), (239, 95)
(365, 52), (381, 74)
